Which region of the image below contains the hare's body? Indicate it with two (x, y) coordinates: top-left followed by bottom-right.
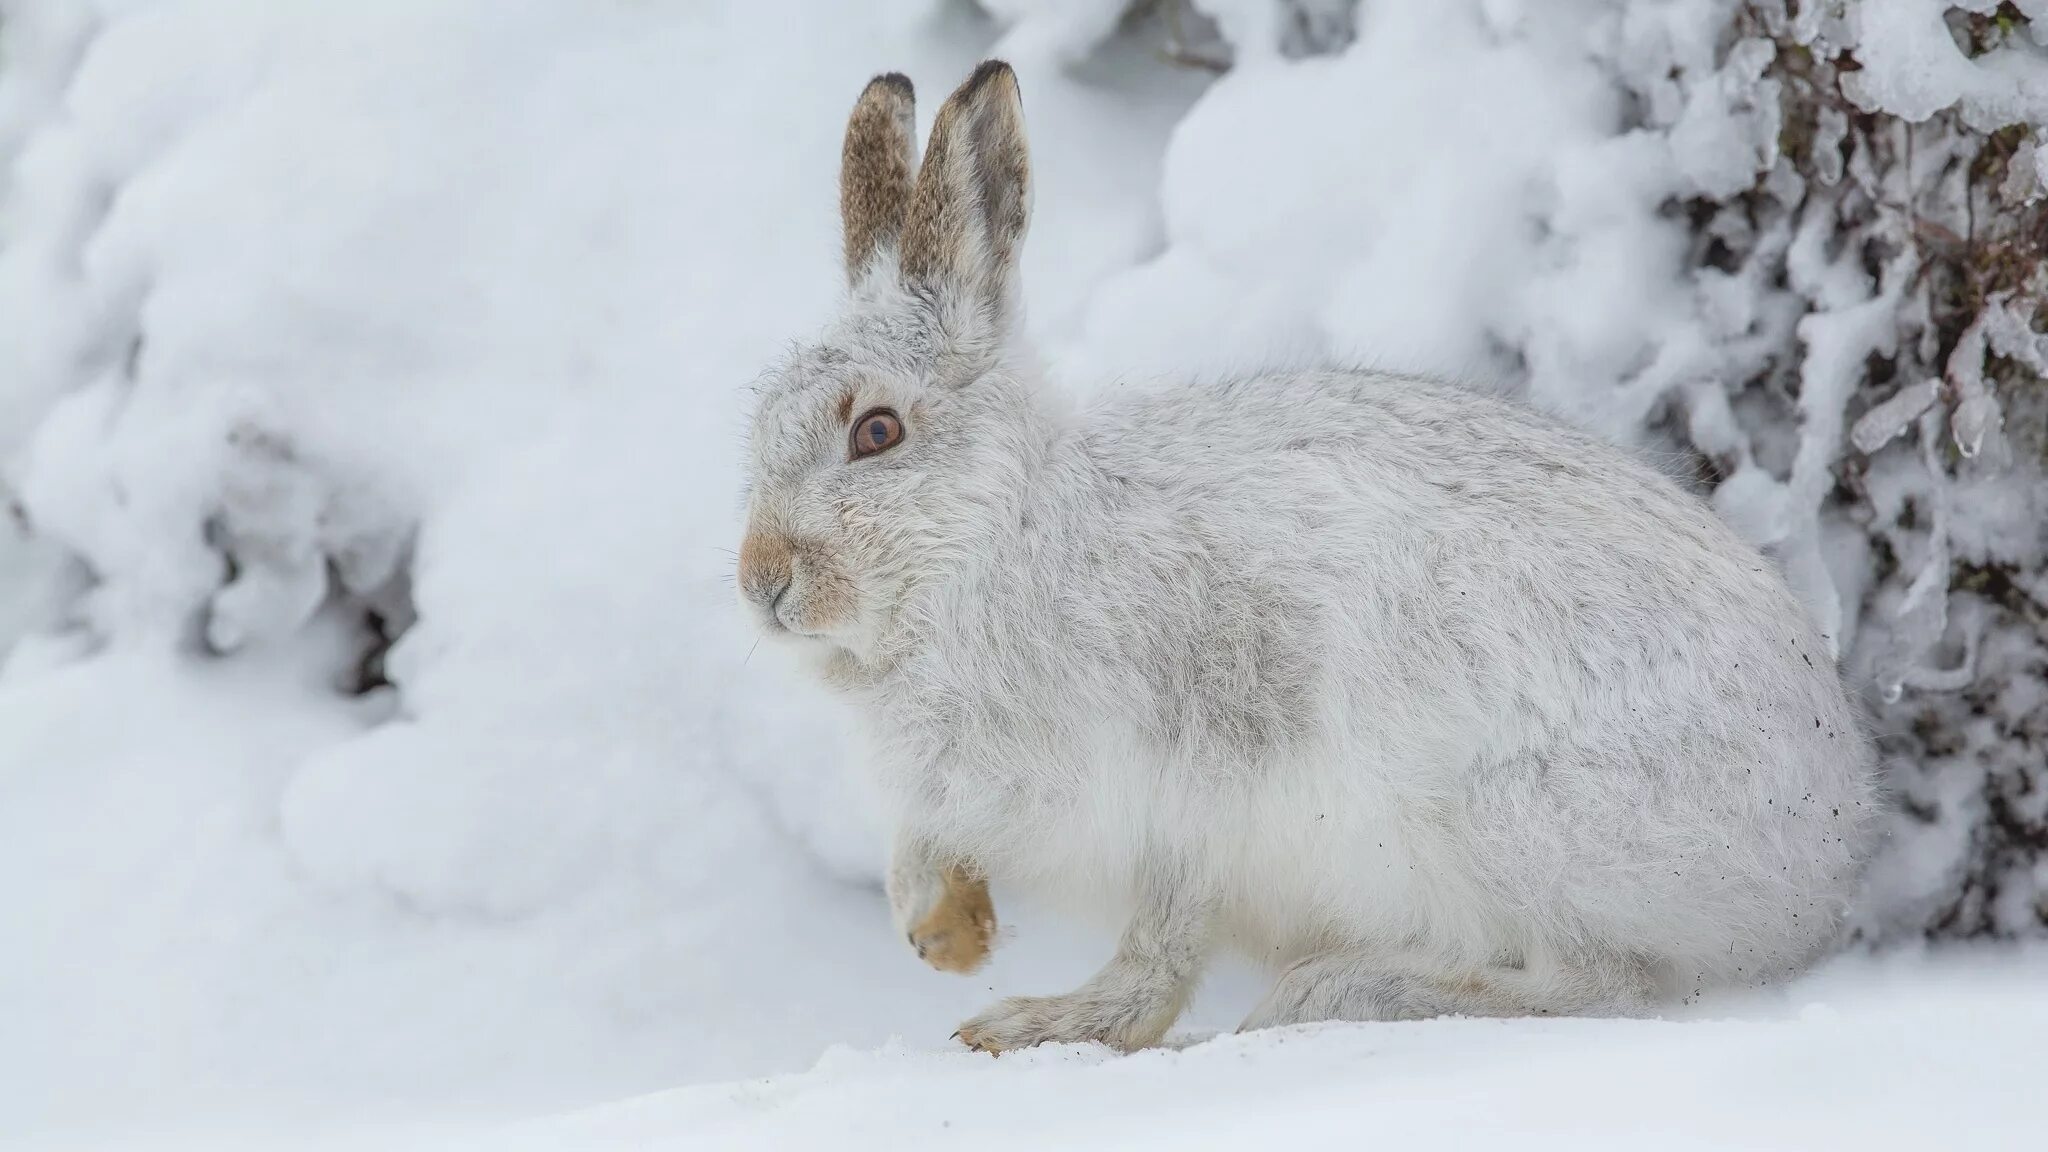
(740, 63), (1880, 1050)
(862, 365), (1873, 1006)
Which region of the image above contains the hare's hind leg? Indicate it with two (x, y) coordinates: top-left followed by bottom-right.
(1240, 948), (1654, 1030)
(955, 869), (1215, 1054)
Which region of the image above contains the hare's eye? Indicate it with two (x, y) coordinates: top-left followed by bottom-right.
(850, 408), (904, 458)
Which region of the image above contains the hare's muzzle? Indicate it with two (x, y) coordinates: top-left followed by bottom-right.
(737, 529), (795, 628)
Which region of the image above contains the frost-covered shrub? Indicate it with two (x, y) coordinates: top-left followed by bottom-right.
(1590, 0), (2048, 938)
(1108, 0), (2048, 937)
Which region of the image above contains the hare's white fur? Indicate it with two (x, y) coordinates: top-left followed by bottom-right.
(740, 63), (1880, 1050)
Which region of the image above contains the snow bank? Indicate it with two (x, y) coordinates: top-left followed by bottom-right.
(0, 0), (1188, 1136)
(499, 954), (2046, 1152)
(106, 949), (2031, 1152)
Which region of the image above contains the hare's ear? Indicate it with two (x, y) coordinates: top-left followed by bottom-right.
(841, 73), (918, 287)
(901, 60), (1030, 332)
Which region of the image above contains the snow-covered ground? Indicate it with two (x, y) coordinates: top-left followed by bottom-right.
(2, 1), (2044, 1148)
(64, 949), (2048, 1151)
(477, 951), (2048, 1152)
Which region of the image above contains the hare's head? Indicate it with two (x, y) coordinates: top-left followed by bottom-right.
(739, 62), (1041, 664)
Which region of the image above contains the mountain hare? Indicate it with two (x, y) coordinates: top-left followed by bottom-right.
(738, 61), (1880, 1053)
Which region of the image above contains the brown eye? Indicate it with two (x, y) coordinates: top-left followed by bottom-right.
(850, 408), (904, 458)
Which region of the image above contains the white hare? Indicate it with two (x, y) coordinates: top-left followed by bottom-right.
(738, 61), (1880, 1053)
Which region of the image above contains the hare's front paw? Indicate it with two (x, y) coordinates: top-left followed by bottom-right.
(892, 862), (996, 974)
(954, 985), (1171, 1054)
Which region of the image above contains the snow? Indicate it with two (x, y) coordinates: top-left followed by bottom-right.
(487, 953), (2047, 1152)
(0, 1), (1132, 1137)
(60, 949), (2048, 1151)
(1849, 378), (1940, 454)
(1844, 0), (2048, 126)
(2, 0), (2046, 1148)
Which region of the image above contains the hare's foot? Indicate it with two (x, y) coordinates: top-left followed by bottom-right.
(955, 962), (1184, 1053)
(1240, 949), (1654, 1030)
(906, 864), (996, 974)
(957, 870), (1213, 1053)
(888, 838), (996, 975)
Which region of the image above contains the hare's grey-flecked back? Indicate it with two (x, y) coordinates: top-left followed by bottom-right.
(739, 62), (1880, 1047)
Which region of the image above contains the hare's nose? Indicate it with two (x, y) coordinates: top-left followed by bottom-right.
(738, 530), (795, 612)
(754, 572), (792, 621)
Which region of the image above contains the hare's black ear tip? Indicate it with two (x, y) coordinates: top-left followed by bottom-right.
(868, 71), (915, 98)
(966, 59), (1017, 94)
